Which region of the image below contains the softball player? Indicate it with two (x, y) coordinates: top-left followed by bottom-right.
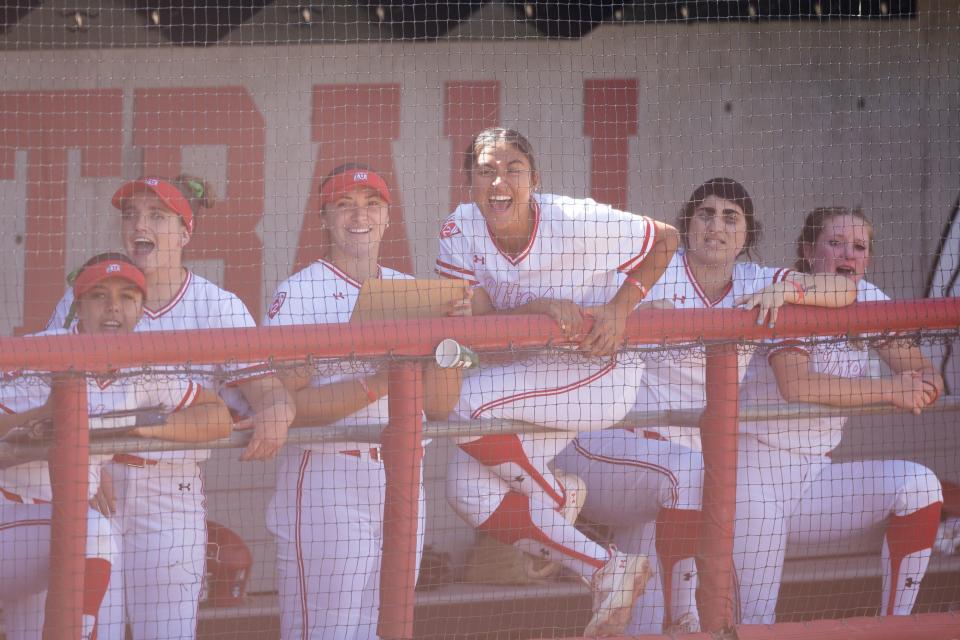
(436, 128), (679, 636)
(735, 206), (943, 623)
(556, 178), (858, 634)
(46, 177), (294, 640)
(1, 253), (231, 640)
(263, 164), (465, 640)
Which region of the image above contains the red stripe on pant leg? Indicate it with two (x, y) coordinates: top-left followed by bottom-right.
(460, 435), (565, 506)
(477, 491), (604, 570)
(655, 508), (701, 627)
(884, 501), (942, 615)
(294, 451), (312, 639)
(82, 557), (111, 640)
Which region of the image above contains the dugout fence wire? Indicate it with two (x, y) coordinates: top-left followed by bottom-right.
(2, 300), (959, 639)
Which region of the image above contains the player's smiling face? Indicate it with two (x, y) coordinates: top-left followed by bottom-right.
(804, 214), (872, 283)
(323, 186), (390, 259)
(119, 193), (189, 273)
(76, 278), (144, 334)
(470, 141), (539, 242)
(685, 195), (748, 268)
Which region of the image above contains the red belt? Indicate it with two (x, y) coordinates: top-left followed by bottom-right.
(339, 447), (382, 462)
(112, 454), (160, 467)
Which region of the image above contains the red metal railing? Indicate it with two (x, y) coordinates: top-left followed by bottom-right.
(2, 299), (958, 639)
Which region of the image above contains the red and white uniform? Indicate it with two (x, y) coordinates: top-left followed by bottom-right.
(46, 272), (258, 640)
(263, 259), (425, 640)
(437, 193), (656, 580)
(734, 278), (943, 623)
(644, 248), (795, 449)
(558, 248), (794, 633)
(0, 329), (203, 640)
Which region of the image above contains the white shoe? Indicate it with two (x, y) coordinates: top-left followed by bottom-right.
(666, 611), (700, 634)
(583, 550), (652, 636)
(555, 471), (587, 524)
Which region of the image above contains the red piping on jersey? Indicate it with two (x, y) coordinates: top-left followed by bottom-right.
(571, 437), (679, 508)
(486, 199), (541, 267)
(294, 449), (312, 639)
(617, 217), (656, 273)
(682, 253), (733, 307)
(435, 269), (479, 286)
(766, 342), (809, 364)
(172, 381), (198, 412)
(0, 402), (13, 415)
(435, 259), (476, 278)
(144, 271), (193, 320)
(317, 258), (361, 289)
(470, 358), (617, 419)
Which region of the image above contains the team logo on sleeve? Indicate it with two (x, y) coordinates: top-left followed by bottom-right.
(440, 220), (462, 238)
(268, 292), (287, 319)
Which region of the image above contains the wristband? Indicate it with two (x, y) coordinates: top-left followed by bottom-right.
(786, 279), (805, 304)
(625, 274), (648, 299)
(358, 377), (378, 403)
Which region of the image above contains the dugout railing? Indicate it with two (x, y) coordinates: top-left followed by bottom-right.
(2, 299), (960, 639)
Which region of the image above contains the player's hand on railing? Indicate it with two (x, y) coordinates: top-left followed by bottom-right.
(921, 371), (944, 406)
(446, 286), (474, 317)
(532, 298), (587, 341)
(735, 281), (791, 328)
(90, 466), (116, 517)
(580, 300), (631, 357)
(891, 371), (927, 415)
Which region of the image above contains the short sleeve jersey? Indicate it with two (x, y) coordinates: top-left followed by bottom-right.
(642, 249), (794, 448)
(47, 271), (262, 417)
(738, 278), (889, 456)
(263, 259), (413, 449)
(0, 329), (203, 501)
(435, 193), (657, 309)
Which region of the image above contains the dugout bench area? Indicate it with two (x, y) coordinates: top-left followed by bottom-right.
(2, 402), (959, 639)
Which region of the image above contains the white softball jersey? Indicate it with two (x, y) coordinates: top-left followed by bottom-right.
(738, 278), (890, 456)
(641, 248), (794, 449)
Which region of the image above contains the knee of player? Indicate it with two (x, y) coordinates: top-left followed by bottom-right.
(896, 463), (943, 513)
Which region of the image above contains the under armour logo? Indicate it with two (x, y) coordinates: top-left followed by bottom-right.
(178, 482), (191, 491)
(905, 577), (920, 588)
(514, 475), (526, 484)
(683, 571), (696, 581)
(673, 293), (687, 303)
(539, 547), (551, 558)
(331, 292), (345, 300)
(473, 255), (486, 265)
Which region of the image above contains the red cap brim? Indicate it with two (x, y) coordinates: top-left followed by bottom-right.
(320, 169), (391, 207)
(73, 260), (147, 299)
(111, 178), (194, 233)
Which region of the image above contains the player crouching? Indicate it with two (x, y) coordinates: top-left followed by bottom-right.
(0, 253), (232, 640)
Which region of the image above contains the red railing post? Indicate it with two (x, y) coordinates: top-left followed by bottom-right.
(378, 361), (424, 640)
(697, 342), (739, 632)
(44, 373), (88, 640)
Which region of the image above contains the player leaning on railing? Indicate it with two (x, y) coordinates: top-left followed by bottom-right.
(436, 127), (677, 636)
(736, 206), (944, 623)
(0, 253), (232, 640)
(554, 178), (859, 635)
(262, 163), (469, 640)
(45, 177), (295, 640)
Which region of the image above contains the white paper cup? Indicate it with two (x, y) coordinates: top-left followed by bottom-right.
(435, 338), (480, 369)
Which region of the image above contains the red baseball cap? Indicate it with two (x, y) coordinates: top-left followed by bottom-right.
(320, 169), (391, 207)
(73, 259), (147, 299)
(111, 178), (195, 233)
